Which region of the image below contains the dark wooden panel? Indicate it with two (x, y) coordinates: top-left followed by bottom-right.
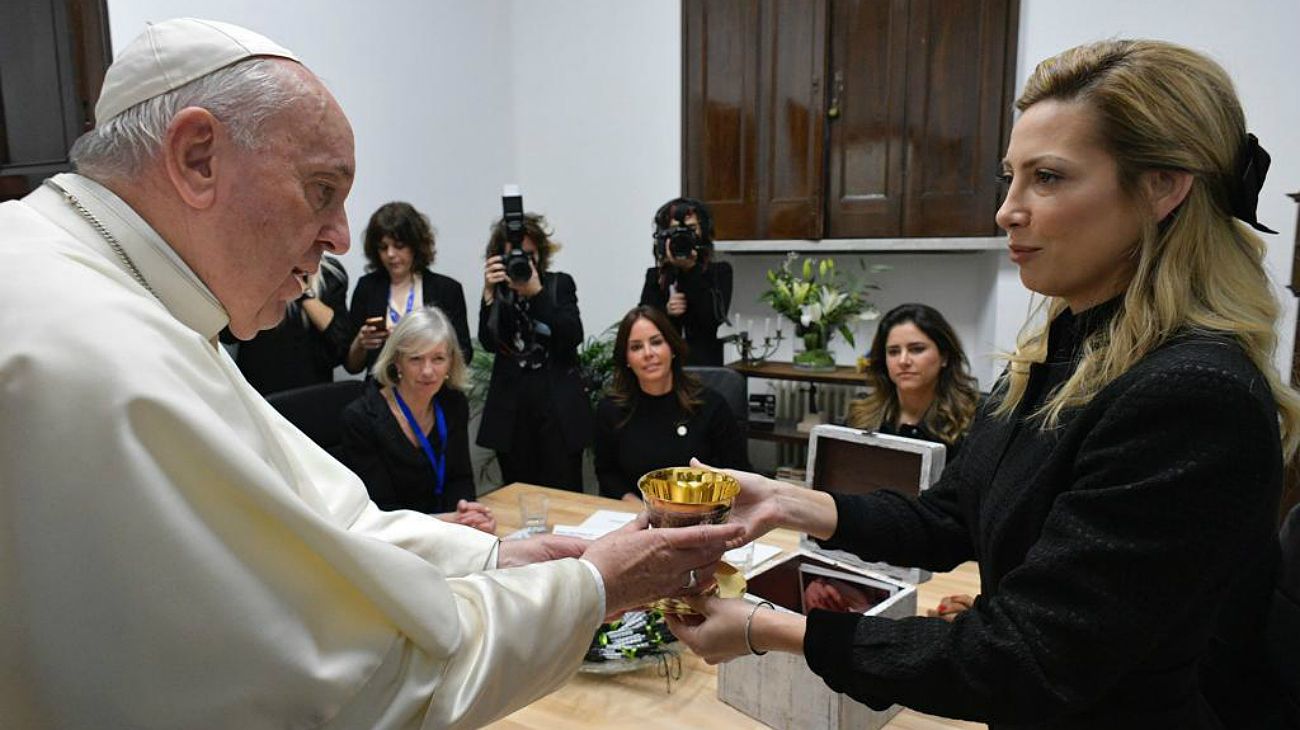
(825, 0), (909, 237)
(0, 0), (110, 199)
(901, 0), (1012, 236)
(0, 0), (71, 166)
(684, 0), (761, 239)
(757, 0), (826, 239)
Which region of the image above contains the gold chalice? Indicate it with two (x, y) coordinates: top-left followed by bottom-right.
(638, 466), (747, 614)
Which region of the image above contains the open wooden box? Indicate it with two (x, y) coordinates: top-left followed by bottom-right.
(717, 425), (945, 729)
(800, 425), (946, 584)
(717, 551), (916, 730)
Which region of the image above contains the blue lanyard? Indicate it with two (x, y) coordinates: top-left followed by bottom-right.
(388, 282), (416, 324)
(393, 389), (447, 496)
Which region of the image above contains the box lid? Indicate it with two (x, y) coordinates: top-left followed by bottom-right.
(797, 424), (946, 574)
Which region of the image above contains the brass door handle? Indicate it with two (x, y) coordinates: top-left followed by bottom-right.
(827, 70), (844, 120)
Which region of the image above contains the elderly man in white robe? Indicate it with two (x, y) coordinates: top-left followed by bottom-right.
(0, 18), (742, 729)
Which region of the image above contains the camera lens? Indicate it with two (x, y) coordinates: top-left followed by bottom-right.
(505, 249), (532, 282)
(667, 226), (697, 259)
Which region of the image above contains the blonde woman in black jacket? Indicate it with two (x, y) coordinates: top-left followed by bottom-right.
(668, 40), (1299, 729)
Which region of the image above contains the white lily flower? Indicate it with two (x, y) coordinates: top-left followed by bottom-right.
(819, 288), (846, 313)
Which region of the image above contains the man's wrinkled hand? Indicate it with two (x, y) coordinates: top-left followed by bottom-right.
(582, 512), (745, 614)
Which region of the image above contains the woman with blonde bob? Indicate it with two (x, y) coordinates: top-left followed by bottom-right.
(341, 306), (495, 533)
(667, 40), (1298, 728)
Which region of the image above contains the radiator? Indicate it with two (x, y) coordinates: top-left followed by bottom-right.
(767, 381), (863, 466)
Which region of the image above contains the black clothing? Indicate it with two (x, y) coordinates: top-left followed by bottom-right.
(477, 271), (592, 491)
(594, 386), (751, 500)
(339, 381), (475, 513)
(803, 299), (1288, 729)
(639, 261), (733, 366)
(878, 419), (964, 463)
(348, 268), (473, 372)
(496, 373), (584, 491)
(224, 257), (351, 395)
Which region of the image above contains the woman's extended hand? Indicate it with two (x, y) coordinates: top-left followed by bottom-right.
(664, 595), (756, 664)
(667, 595), (805, 665)
(690, 457), (781, 542)
(691, 457), (839, 542)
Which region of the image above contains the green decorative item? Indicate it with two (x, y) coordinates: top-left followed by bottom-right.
(576, 323), (619, 408)
(760, 253), (884, 371)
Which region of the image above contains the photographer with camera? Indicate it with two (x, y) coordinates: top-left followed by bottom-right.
(477, 193), (591, 491)
(639, 197), (733, 366)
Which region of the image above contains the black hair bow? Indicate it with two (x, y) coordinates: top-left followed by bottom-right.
(1229, 133), (1277, 234)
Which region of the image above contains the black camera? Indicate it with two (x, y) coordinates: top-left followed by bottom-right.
(659, 224), (701, 260)
(501, 185), (532, 283)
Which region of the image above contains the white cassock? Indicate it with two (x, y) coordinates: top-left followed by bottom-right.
(0, 174), (604, 729)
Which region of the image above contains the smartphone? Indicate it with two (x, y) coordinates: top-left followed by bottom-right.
(366, 316), (387, 331)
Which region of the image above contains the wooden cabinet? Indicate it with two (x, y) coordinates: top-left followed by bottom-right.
(683, 0), (1018, 240)
(683, 0), (827, 239)
(0, 0), (111, 201)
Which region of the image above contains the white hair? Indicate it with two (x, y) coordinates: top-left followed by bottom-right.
(70, 57), (305, 181)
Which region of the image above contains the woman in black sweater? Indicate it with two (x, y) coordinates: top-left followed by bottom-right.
(595, 306), (749, 503)
(341, 307), (494, 533)
(667, 40), (1299, 728)
(345, 202), (472, 376)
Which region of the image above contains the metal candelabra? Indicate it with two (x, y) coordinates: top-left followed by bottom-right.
(724, 329), (784, 366)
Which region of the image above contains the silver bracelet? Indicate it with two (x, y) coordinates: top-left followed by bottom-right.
(745, 600), (775, 656)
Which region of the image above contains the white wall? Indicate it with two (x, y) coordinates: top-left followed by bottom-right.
(105, 0), (1299, 382)
(508, 0), (682, 337)
(106, 0), (680, 348)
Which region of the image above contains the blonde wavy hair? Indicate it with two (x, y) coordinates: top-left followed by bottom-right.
(995, 39), (1300, 459)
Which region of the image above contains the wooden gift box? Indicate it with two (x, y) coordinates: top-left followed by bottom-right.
(799, 425), (947, 584)
(716, 552), (916, 730)
(717, 425), (945, 729)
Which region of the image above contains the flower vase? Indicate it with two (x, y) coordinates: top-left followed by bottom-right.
(793, 329), (837, 372)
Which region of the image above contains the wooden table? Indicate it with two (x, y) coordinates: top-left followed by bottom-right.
(481, 484), (984, 730)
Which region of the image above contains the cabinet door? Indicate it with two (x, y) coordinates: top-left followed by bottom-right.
(824, 0), (909, 237)
(684, 0), (761, 238)
(0, 0), (110, 200)
(757, 0), (826, 239)
(901, 0), (1014, 236)
(684, 0), (825, 239)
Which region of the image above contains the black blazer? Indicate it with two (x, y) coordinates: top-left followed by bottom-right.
(640, 261), (733, 366)
(802, 302), (1288, 728)
(348, 268), (473, 372)
(339, 381), (475, 514)
(476, 271), (592, 454)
